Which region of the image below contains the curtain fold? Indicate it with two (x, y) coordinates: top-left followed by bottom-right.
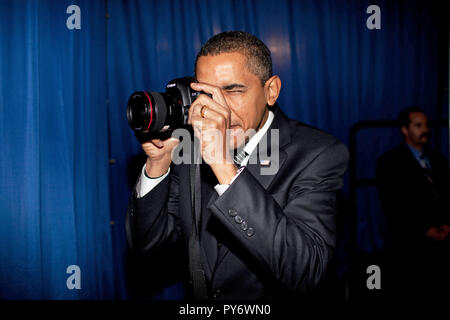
(0, 0), (114, 299)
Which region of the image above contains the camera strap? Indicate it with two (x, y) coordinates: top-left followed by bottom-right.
(188, 155), (209, 300)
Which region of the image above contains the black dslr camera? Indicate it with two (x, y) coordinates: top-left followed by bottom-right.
(127, 77), (207, 141)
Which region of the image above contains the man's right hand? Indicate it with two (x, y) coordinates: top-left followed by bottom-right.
(141, 138), (180, 177)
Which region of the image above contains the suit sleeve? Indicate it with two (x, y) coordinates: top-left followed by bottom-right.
(208, 140), (349, 295)
(126, 164), (181, 257)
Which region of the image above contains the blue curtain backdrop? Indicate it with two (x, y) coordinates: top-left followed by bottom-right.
(0, 0), (115, 299)
(0, 0), (448, 299)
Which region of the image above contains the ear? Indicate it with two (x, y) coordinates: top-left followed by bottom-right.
(264, 75), (281, 106)
(400, 126), (408, 137)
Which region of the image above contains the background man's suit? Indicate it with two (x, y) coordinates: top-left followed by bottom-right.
(376, 143), (450, 298)
(126, 105), (349, 299)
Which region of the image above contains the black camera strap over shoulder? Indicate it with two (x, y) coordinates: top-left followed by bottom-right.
(188, 157), (209, 300)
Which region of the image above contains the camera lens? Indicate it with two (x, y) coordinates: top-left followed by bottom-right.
(127, 91), (170, 132)
(127, 92), (153, 131)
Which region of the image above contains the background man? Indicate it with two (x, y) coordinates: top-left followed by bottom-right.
(126, 31), (349, 300)
(376, 106), (450, 300)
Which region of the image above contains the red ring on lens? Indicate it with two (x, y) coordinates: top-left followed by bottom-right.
(143, 91), (153, 131)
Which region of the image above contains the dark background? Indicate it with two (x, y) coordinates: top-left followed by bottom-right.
(0, 0), (448, 299)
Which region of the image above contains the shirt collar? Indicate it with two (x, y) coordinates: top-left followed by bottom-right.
(406, 143), (423, 160)
(242, 110), (274, 160)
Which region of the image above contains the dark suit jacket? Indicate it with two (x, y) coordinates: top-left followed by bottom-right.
(376, 143), (450, 251)
(126, 105), (349, 300)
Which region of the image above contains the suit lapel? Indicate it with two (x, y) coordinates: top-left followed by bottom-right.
(213, 105), (291, 269)
(246, 148), (288, 191)
(246, 106), (290, 191)
(400, 144), (432, 183)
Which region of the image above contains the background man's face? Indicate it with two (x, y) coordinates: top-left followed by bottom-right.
(195, 52), (269, 149)
(403, 111), (429, 147)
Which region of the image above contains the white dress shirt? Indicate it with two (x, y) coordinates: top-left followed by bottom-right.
(136, 111), (274, 198)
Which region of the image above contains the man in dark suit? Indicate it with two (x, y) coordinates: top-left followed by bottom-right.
(376, 107), (450, 300)
(126, 31), (349, 300)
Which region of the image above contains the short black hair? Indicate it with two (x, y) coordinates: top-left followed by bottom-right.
(195, 31), (272, 86)
(397, 106), (427, 128)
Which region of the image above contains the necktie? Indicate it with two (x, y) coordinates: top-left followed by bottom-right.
(419, 152), (434, 185)
(419, 152), (430, 169)
(418, 151), (441, 203)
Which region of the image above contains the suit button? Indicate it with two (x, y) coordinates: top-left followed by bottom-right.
(241, 221), (248, 231)
(246, 227), (254, 237)
(234, 215), (243, 224)
(130, 209), (134, 217)
(212, 289), (221, 298)
(228, 208), (237, 217)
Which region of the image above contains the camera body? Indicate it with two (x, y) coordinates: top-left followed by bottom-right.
(127, 77), (205, 138)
